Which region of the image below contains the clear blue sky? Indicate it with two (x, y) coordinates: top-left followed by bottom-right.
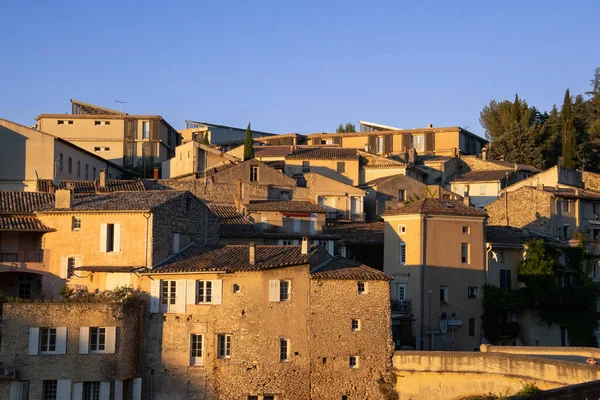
(1, 0), (599, 138)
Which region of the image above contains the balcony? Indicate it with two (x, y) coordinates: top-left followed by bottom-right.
(0, 250), (44, 263)
(391, 299), (411, 314)
(325, 212), (366, 222)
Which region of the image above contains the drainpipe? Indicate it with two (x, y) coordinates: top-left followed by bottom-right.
(485, 243), (492, 284)
(143, 212), (151, 268)
(420, 215), (428, 350)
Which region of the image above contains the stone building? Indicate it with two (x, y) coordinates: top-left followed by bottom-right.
(382, 199), (487, 351)
(0, 302), (143, 400)
(140, 241), (394, 399)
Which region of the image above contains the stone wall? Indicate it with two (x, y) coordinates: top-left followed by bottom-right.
(485, 187), (552, 235)
(583, 171), (600, 191)
(0, 302), (143, 399)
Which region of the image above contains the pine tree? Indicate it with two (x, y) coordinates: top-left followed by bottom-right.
(202, 132), (210, 145)
(562, 89), (577, 169)
(243, 123), (254, 161)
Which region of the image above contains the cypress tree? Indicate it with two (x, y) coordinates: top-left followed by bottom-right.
(243, 122), (254, 160)
(561, 89), (576, 169)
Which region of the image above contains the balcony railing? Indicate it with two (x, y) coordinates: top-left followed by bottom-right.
(0, 250), (44, 263)
(391, 299), (411, 314)
(325, 212), (366, 222)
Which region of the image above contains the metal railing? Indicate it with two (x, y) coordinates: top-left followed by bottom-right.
(325, 212), (366, 222)
(0, 250), (44, 263)
(391, 299), (411, 313)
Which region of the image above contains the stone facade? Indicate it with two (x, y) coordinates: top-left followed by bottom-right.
(0, 302), (143, 400)
(485, 187), (552, 235)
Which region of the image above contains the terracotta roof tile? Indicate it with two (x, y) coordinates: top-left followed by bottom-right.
(0, 191), (55, 213)
(36, 179), (146, 194)
(383, 198), (486, 217)
(208, 204), (263, 237)
(153, 244), (321, 273)
(324, 222), (384, 244)
(310, 257), (392, 281)
(362, 164), (408, 170)
(255, 146), (294, 157)
(0, 215), (55, 231)
(37, 191), (189, 212)
(452, 170), (513, 183)
(285, 147), (359, 160)
(245, 200), (326, 213)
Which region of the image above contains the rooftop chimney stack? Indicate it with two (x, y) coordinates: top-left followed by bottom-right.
(427, 123), (433, 128)
(153, 167), (159, 180)
(481, 147), (488, 161)
(249, 242), (255, 265)
(99, 169), (107, 188)
(55, 189), (73, 209)
(463, 184), (470, 207)
(301, 237), (308, 254)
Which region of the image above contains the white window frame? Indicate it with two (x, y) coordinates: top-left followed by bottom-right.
(79, 326), (116, 354)
(398, 224), (406, 235)
(72, 216), (81, 231)
(142, 121), (150, 139)
(467, 286), (478, 299)
(39, 327), (57, 354)
(397, 284), (407, 301)
(399, 242), (406, 265)
(357, 281), (367, 295)
(190, 334), (204, 366)
(161, 280), (177, 313)
(233, 283), (241, 294)
(196, 280), (213, 304)
(89, 327), (106, 353)
(100, 223), (121, 253)
(462, 226), (470, 234)
(280, 338), (290, 362)
(217, 334), (231, 359)
(461, 243), (470, 264)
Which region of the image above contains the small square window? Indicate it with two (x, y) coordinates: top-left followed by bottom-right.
(398, 225), (406, 235)
(280, 338), (290, 362)
(337, 162), (346, 173)
(72, 216), (81, 231)
(67, 120), (73, 125)
(398, 189), (406, 202)
(250, 166), (259, 182)
(349, 355), (359, 368)
(467, 287), (478, 299)
(94, 147), (101, 152)
(357, 282), (366, 295)
(462, 226), (470, 234)
(95, 121), (101, 125)
(57, 120), (64, 125)
(351, 319), (361, 331)
(105, 121), (110, 125)
(233, 284), (241, 294)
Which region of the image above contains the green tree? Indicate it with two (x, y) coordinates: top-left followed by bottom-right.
(561, 89), (577, 168)
(202, 132), (209, 145)
(336, 122), (356, 133)
(243, 122), (254, 161)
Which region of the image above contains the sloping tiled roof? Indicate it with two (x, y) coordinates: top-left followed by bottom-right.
(255, 146), (294, 157)
(0, 191), (55, 213)
(285, 147), (359, 160)
(37, 191), (188, 212)
(362, 163), (408, 170)
(0, 215), (55, 231)
(311, 257), (392, 281)
(452, 170), (513, 183)
(419, 155), (454, 163)
(37, 179), (146, 194)
(265, 160), (286, 170)
(245, 200), (326, 213)
(324, 222), (384, 244)
(153, 244), (320, 273)
(492, 160), (540, 173)
(384, 199), (486, 217)
(547, 188), (600, 201)
(208, 204), (263, 237)
(486, 226), (526, 246)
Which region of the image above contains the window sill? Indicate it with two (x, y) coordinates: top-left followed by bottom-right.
(39, 352), (59, 355)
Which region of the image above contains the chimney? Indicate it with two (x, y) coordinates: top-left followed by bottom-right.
(249, 242), (255, 265)
(301, 237), (308, 254)
(481, 147), (488, 161)
(427, 123), (433, 128)
(463, 184), (470, 206)
(99, 169), (107, 188)
(153, 167), (159, 180)
(537, 183), (545, 191)
(55, 189), (73, 209)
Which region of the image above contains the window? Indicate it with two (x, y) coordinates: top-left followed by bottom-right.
(498, 251), (505, 263)
(59, 153), (63, 171)
(398, 189), (406, 202)
(351, 319), (361, 331)
(95, 121), (101, 126)
(467, 287), (478, 299)
(85, 164), (89, 179)
(77, 161), (81, 177)
(349, 355), (359, 368)
(83, 382), (100, 400)
(19, 278), (31, 299)
(93, 167), (96, 178)
(412, 135), (424, 152)
(469, 318), (476, 337)
(357, 281), (366, 295)
(250, 165), (259, 182)
(269, 280), (291, 302)
(233, 284), (241, 293)
(594, 229), (600, 241)
(399, 242), (406, 265)
(72, 216), (81, 231)
(161, 281), (177, 312)
(563, 225), (570, 239)
(461, 243), (469, 264)
(563, 200), (569, 212)
(142, 121), (149, 139)
(337, 162), (345, 173)
(462, 226), (470, 234)
(440, 286), (448, 303)
(397, 284), (407, 301)
(104, 147), (110, 151)
(280, 338), (290, 362)
(190, 334), (203, 365)
(100, 223), (120, 253)
(68, 120), (73, 124)
(68, 157), (72, 174)
(94, 147), (101, 152)
(40, 328), (57, 353)
(479, 185), (486, 195)
(197, 280), (212, 303)
(376, 136), (384, 153)
(302, 161), (310, 172)
(57, 120), (64, 125)
(43, 380), (57, 400)
(398, 224), (406, 235)
(281, 240), (294, 246)
(89, 327), (106, 352)
(218, 334), (231, 358)
(499, 269), (512, 289)
(66, 257), (76, 279)
(280, 281), (290, 301)
(105, 121), (110, 125)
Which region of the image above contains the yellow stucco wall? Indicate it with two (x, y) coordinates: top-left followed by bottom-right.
(286, 159), (359, 186)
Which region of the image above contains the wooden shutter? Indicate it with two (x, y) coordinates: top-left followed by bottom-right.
(311, 138), (320, 145)
(72, 383), (83, 400)
(79, 327), (89, 354)
(124, 119), (135, 141)
(56, 379), (72, 400)
(425, 131), (434, 153)
(175, 280), (186, 313)
(56, 327), (67, 354)
(402, 133), (412, 151)
(105, 327), (117, 353)
(310, 214), (317, 235)
(327, 241), (334, 255)
(332, 136), (342, 146)
(113, 224), (121, 252)
(186, 280), (196, 305)
(100, 382), (111, 400)
(60, 257), (68, 279)
(100, 224), (107, 252)
(28, 327), (39, 355)
(269, 280), (280, 302)
(150, 280), (160, 313)
(132, 378), (142, 400)
(212, 280), (222, 305)
(114, 380), (123, 400)
(368, 135), (377, 152)
(150, 119), (160, 141)
(384, 135), (393, 154)
(173, 233), (180, 254)
(10, 382), (27, 400)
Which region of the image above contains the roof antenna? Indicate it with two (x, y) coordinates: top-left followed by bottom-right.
(115, 100), (128, 114)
